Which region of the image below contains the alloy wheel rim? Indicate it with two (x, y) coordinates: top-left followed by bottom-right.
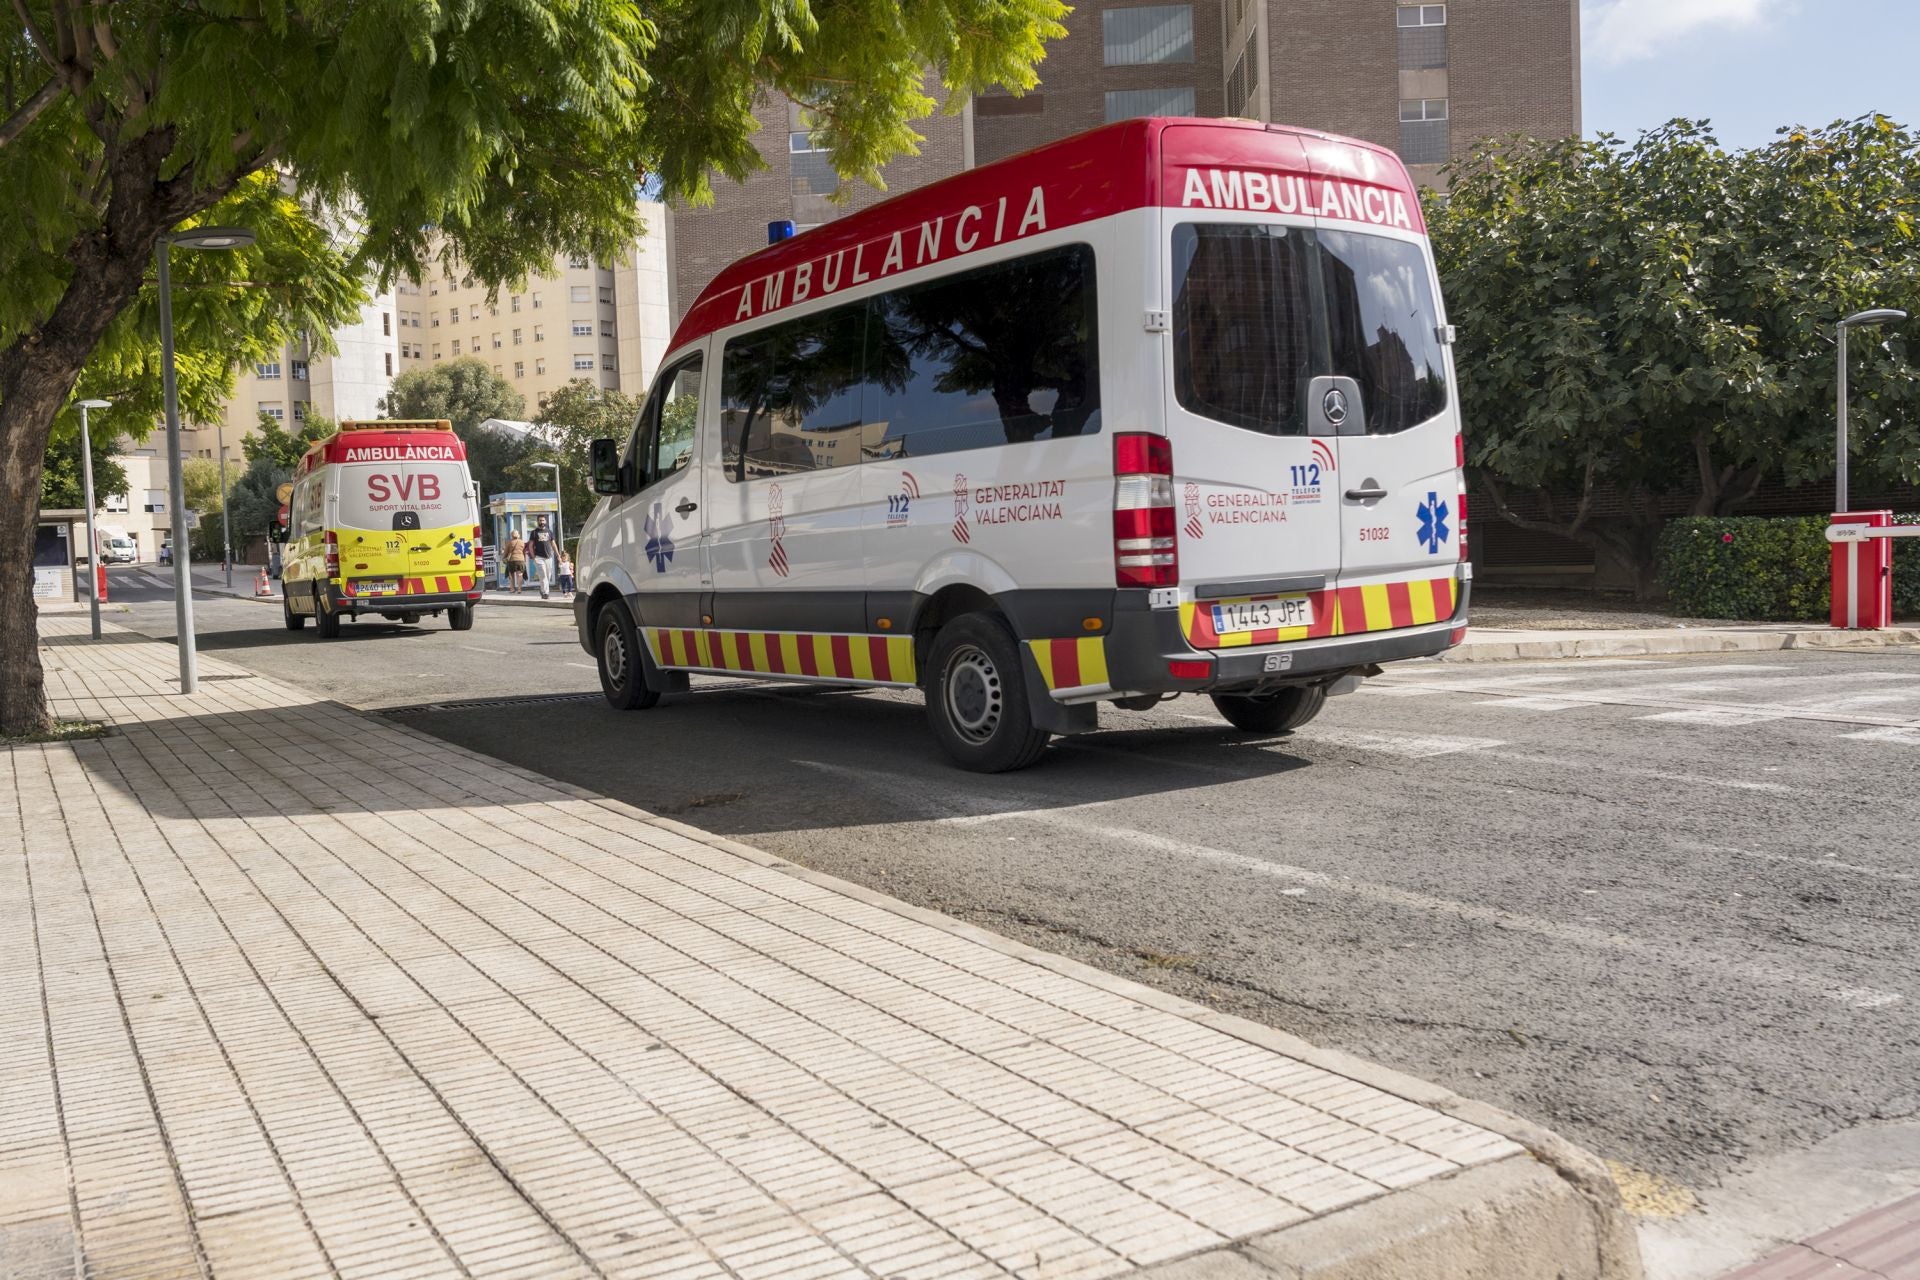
(944, 645), (1002, 744)
(603, 627), (628, 686)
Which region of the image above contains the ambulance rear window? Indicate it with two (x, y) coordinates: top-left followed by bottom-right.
(334, 462), (473, 531)
(1172, 224), (1313, 437)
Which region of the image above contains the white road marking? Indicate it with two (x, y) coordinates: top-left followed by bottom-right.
(1380, 680), (1920, 729)
(1842, 726), (1920, 745)
(1487, 752), (1798, 794)
(795, 760), (1901, 1011)
(1673, 840), (1917, 883)
(455, 644), (504, 655)
(566, 662), (596, 670)
(1294, 728), (1505, 758)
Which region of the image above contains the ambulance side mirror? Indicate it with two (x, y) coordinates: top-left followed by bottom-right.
(589, 438), (625, 496)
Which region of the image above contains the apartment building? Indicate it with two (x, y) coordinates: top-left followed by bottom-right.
(395, 201), (673, 413)
(667, 0), (1579, 320)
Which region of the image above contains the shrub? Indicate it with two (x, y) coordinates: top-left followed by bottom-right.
(1658, 514), (1920, 621)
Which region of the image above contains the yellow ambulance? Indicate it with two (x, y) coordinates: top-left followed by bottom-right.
(280, 420), (484, 637)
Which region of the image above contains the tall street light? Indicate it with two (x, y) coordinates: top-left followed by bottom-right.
(158, 226), (254, 694)
(1836, 308), (1909, 511)
(77, 398), (112, 640)
(217, 420), (233, 588)
(532, 460), (565, 546)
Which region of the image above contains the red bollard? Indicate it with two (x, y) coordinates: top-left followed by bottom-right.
(96, 561), (108, 604)
(1830, 511), (1892, 629)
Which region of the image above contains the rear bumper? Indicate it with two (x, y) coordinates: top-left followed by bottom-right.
(1094, 579), (1470, 698)
(331, 585), (481, 615)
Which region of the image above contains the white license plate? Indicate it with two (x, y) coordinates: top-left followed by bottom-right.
(1211, 596), (1313, 635)
(357, 580), (399, 595)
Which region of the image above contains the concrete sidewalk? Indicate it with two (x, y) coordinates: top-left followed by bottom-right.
(2, 617), (1642, 1279)
(1446, 624), (1920, 663)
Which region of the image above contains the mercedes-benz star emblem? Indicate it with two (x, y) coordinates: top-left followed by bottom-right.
(1322, 388), (1349, 427)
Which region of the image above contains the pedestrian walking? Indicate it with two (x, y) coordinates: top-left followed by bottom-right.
(528, 518), (558, 600)
(504, 530), (528, 593)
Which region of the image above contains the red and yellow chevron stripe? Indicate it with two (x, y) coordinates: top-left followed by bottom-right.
(1180, 574), (1459, 649)
(344, 575), (476, 597)
(645, 628), (918, 685)
(1027, 637), (1110, 693)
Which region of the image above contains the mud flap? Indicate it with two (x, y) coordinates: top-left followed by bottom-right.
(1021, 651), (1098, 736)
(622, 597), (690, 696)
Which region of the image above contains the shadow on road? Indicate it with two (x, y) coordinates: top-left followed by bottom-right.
(189, 622), (445, 653)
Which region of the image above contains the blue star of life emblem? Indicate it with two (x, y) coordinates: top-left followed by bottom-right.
(1416, 492), (1450, 555)
(452, 538), (473, 558)
(644, 503), (675, 572)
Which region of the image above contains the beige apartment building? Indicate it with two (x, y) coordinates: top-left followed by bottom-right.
(396, 201), (673, 414)
(667, 0), (1580, 319)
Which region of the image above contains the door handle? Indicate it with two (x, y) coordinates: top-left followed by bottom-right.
(676, 500), (699, 515)
(1344, 485), (1388, 501)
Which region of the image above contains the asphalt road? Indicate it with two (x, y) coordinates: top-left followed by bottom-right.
(103, 565), (1920, 1204)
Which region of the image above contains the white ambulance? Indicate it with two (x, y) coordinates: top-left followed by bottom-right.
(574, 117), (1468, 770)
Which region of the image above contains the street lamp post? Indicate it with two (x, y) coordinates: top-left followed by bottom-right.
(532, 459), (564, 544)
(1836, 308), (1909, 512)
(77, 399), (112, 640)
(217, 421), (233, 589)
(158, 226), (255, 694)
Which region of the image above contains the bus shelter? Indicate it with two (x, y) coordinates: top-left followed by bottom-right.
(486, 493), (562, 588)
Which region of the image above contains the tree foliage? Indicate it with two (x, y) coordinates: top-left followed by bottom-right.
(242, 414), (335, 469)
(37, 421), (124, 511)
(1, 0), (1066, 733)
(531, 378), (644, 528)
(383, 358), (530, 502)
(1429, 116), (1920, 592)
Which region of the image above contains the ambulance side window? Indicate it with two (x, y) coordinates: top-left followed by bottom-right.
(633, 354), (704, 491)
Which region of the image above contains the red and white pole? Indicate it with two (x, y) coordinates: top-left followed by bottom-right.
(1830, 511), (1893, 630)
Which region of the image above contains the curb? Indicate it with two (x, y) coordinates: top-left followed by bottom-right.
(1445, 627), (1920, 663)
(377, 702), (1648, 1280)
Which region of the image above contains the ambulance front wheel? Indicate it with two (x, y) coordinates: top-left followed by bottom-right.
(1210, 685), (1325, 735)
(447, 605), (474, 631)
(595, 605), (659, 711)
(926, 613), (1051, 773)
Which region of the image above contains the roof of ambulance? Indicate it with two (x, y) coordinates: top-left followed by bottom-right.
(670, 116), (1419, 352)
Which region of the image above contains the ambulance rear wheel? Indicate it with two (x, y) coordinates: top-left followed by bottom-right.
(1210, 685), (1325, 735)
(926, 614), (1050, 773)
(282, 592), (305, 631)
(595, 604), (659, 711)
(314, 588), (341, 639)
(447, 605), (474, 631)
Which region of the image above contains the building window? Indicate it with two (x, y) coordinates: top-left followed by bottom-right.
(1398, 98), (1450, 164)
(535, 358), (546, 375)
(469, 304), (479, 321)
(531, 292), (543, 309)
(568, 256), (589, 269)
(601, 320), (614, 337)
(513, 328), (523, 345)
(432, 344), (442, 359)
(448, 307), (459, 325)
(431, 312), (440, 327)
(1104, 86), (1195, 122)
(514, 361), (525, 378)
(572, 322), (594, 337)
(258, 402), (284, 421)
(292, 402), (306, 421)
(382, 312), (391, 335)
(1102, 5), (1194, 65)
(452, 338), (462, 354)
(602, 355), (616, 371)
(429, 281), (439, 295)
(255, 361), (281, 379)
(570, 285), (591, 304)
(385, 352), (394, 375)
(790, 130), (837, 198)
(574, 355), (596, 371)
(598, 287), (613, 305)
(492, 333), (503, 348)
(1398, 4), (1447, 68)
(144, 489), (166, 513)
(1226, 41), (1255, 116)
(533, 325), (544, 342)
(290, 360), (309, 380)
(511, 295), (522, 312)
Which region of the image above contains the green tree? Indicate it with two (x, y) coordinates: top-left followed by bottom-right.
(243, 415), (335, 469)
(1429, 116), (1920, 595)
(2, 0), (1065, 734)
(533, 379), (644, 530)
(180, 458), (223, 515)
(383, 359), (531, 502)
(38, 424), (125, 513)
(223, 454), (292, 555)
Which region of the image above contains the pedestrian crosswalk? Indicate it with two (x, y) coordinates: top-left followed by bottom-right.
(1372, 654), (1920, 735)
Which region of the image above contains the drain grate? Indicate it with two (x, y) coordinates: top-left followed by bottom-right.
(379, 691), (602, 717)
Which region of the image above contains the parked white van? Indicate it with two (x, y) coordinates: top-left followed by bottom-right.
(575, 117), (1469, 770)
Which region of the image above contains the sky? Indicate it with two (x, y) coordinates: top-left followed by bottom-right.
(1580, 0), (1920, 149)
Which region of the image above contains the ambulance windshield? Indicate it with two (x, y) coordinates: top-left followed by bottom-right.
(334, 462), (475, 532)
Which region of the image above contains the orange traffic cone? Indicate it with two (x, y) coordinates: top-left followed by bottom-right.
(254, 565), (272, 597)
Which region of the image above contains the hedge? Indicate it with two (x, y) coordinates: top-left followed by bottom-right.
(1656, 514), (1920, 621)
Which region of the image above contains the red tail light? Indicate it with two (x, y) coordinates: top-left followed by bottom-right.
(1455, 433), (1468, 562)
(1167, 659), (1212, 680)
(323, 530), (340, 579)
(1114, 433), (1177, 588)
(1457, 492), (1469, 561)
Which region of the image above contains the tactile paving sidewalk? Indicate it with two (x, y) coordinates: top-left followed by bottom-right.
(2, 618), (1521, 1279)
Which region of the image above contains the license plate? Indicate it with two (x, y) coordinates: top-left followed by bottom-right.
(1211, 596), (1313, 635)
(356, 579), (399, 595)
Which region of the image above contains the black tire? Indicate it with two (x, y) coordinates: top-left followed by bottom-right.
(925, 613), (1051, 772)
(1210, 685), (1326, 735)
(282, 591), (305, 631)
(314, 587), (341, 639)
(594, 603), (659, 711)
(447, 605), (474, 631)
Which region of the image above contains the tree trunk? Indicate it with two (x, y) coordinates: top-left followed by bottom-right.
(0, 127), (216, 735)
